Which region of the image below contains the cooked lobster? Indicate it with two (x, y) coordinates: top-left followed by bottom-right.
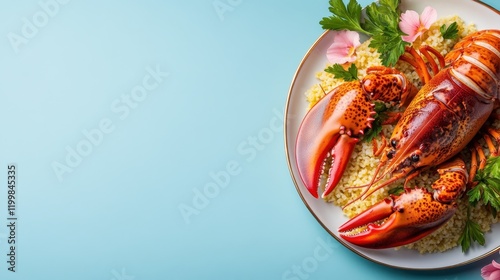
(295, 29), (500, 248)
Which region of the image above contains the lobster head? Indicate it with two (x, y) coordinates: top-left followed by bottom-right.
(378, 79), (469, 183)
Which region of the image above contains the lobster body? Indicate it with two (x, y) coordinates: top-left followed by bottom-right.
(338, 29), (500, 248)
(295, 29), (500, 249)
(386, 30), (500, 180)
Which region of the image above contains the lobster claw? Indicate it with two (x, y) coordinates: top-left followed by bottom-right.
(295, 82), (374, 198)
(338, 188), (457, 249)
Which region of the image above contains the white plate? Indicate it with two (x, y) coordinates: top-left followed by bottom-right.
(284, 0), (500, 270)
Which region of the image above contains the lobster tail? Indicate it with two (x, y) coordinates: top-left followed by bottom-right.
(446, 29), (500, 101)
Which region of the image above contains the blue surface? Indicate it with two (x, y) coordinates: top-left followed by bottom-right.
(0, 0), (498, 279)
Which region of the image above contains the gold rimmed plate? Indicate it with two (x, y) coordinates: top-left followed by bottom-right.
(284, 0), (500, 270)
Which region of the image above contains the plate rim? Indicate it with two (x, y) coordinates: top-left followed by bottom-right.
(283, 0), (500, 271)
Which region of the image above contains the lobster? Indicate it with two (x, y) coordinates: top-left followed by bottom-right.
(295, 29), (500, 249)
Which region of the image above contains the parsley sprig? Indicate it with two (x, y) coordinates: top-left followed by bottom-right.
(320, 0), (367, 34)
(468, 156), (500, 216)
(459, 156), (500, 252)
(363, 101), (388, 142)
(363, 0), (409, 66)
(458, 205), (486, 253)
(324, 63), (359, 81)
(320, 0), (409, 66)
(388, 185), (404, 196)
(440, 22), (459, 39)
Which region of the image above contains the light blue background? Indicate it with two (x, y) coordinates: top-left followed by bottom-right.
(0, 0), (498, 279)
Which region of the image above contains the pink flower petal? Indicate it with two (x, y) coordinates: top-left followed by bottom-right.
(341, 31), (360, 47)
(327, 47), (349, 64)
(482, 260), (500, 280)
(399, 10), (421, 43)
(482, 265), (494, 278)
(401, 33), (421, 43)
(399, 10), (420, 34)
(420, 6), (437, 28)
(326, 30), (360, 64)
(490, 270), (500, 280)
(398, 7), (438, 43)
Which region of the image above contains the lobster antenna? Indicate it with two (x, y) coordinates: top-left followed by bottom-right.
(319, 84), (327, 96)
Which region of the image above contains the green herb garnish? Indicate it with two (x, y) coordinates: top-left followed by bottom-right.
(363, 0), (409, 66)
(468, 156), (500, 216)
(458, 205), (486, 253)
(363, 101), (388, 142)
(320, 0), (366, 34)
(440, 22), (459, 39)
(459, 156), (500, 252)
(320, 0), (408, 66)
(388, 185), (404, 196)
(325, 63), (359, 81)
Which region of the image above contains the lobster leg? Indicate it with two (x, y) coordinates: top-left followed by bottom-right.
(483, 134), (498, 157)
(475, 143), (487, 170)
(419, 45), (446, 76)
(371, 131), (387, 157)
(487, 128), (500, 144)
(470, 126), (500, 183)
(400, 47), (432, 84)
(470, 147), (479, 185)
(399, 45), (446, 85)
(486, 127), (500, 156)
(338, 157), (468, 249)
